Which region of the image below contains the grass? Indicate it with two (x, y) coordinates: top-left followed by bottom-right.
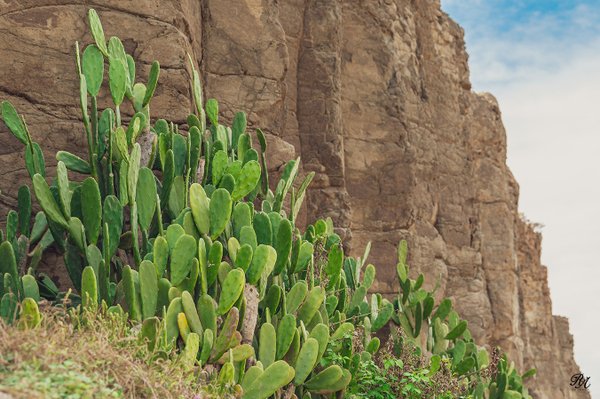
(0, 301), (213, 399)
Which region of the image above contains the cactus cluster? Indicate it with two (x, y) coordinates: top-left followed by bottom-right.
(0, 9), (535, 399)
(0, 181), (50, 328)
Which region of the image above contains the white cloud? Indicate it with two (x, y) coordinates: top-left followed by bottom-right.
(497, 50), (600, 390)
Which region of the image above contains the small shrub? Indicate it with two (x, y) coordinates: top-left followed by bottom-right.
(0, 302), (221, 398)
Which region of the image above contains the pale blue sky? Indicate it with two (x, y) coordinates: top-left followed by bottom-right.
(443, 1), (600, 396)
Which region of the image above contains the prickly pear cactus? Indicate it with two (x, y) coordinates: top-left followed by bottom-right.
(0, 9), (532, 399)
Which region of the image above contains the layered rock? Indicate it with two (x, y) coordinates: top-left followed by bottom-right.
(0, 1), (588, 397)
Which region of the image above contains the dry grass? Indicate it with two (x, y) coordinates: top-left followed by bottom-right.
(0, 301), (206, 399)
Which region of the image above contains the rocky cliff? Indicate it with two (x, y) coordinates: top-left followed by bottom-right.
(0, 1), (588, 397)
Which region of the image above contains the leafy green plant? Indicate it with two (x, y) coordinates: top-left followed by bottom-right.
(346, 357), (398, 399)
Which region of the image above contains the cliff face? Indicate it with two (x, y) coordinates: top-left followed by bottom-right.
(0, 1), (588, 397)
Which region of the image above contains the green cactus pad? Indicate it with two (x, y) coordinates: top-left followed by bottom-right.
(234, 244), (253, 272)
(294, 337), (319, 385)
(205, 98), (218, 126)
(218, 173), (234, 194)
(172, 135), (187, 176)
(122, 265), (141, 322)
(253, 212), (272, 246)
(81, 266), (98, 309)
(331, 322), (354, 341)
(297, 286), (325, 325)
(240, 225), (257, 251)
(276, 313), (296, 360)
(19, 297), (42, 329)
(56, 151), (91, 174)
(25, 142), (46, 178)
(325, 245), (343, 277)
(87, 9), (108, 56)
(81, 177), (102, 245)
(294, 241), (314, 273)
(241, 364), (263, 392)
(445, 320), (468, 341)
(243, 360), (295, 399)
(160, 149), (175, 204)
(231, 112), (246, 149)
(198, 328), (213, 366)
(0, 242), (18, 285)
(284, 328), (300, 365)
(127, 143), (141, 205)
(432, 298), (452, 321)
(232, 202), (252, 238)
(108, 56), (127, 106)
(246, 244), (277, 286)
(316, 368), (351, 394)
(142, 61), (160, 107)
(209, 188), (232, 240)
(366, 337), (381, 354)
(55, 161), (71, 219)
(157, 278), (171, 314)
(372, 300), (394, 331)
(196, 294), (217, 333)
(217, 344), (255, 364)
(225, 160), (243, 182)
(304, 365), (347, 394)
(273, 219), (292, 275)
(452, 339), (467, 368)
(17, 185), (31, 237)
(189, 183), (210, 235)
(211, 150), (228, 185)
(231, 160), (260, 201)
(455, 357), (476, 375)
(82, 44), (104, 97)
(6, 211), (17, 243)
(227, 237), (241, 263)
(211, 306), (239, 361)
(166, 223), (185, 251)
(140, 317), (160, 351)
(217, 268), (245, 316)
(21, 275), (40, 302)
(152, 236), (169, 277)
(217, 361), (234, 386)
(165, 297), (183, 346)
(363, 263), (376, 289)
(32, 174), (68, 228)
(64, 242), (83, 291)
(236, 133), (251, 162)
(264, 284), (282, 315)
(259, 322), (276, 368)
(170, 234), (196, 286)
(1, 101), (28, 144)
(103, 195), (123, 261)
(0, 293), (17, 324)
(136, 167), (157, 231)
(286, 281), (308, 315)
(181, 291), (203, 335)
(177, 312), (191, 343)
(139, 260), (158, 320)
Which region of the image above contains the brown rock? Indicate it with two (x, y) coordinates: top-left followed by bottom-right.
(0, 1), (587, 397)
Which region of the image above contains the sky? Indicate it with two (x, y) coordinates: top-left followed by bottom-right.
(442, 0), (600, 396)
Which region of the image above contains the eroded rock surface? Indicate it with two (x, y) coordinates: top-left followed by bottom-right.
(0, 1), (588, 397)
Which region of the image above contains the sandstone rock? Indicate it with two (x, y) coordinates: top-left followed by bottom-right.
(0, 1), (587, 397)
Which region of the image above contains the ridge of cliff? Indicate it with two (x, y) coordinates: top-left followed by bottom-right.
(0, 1), (588, 397)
